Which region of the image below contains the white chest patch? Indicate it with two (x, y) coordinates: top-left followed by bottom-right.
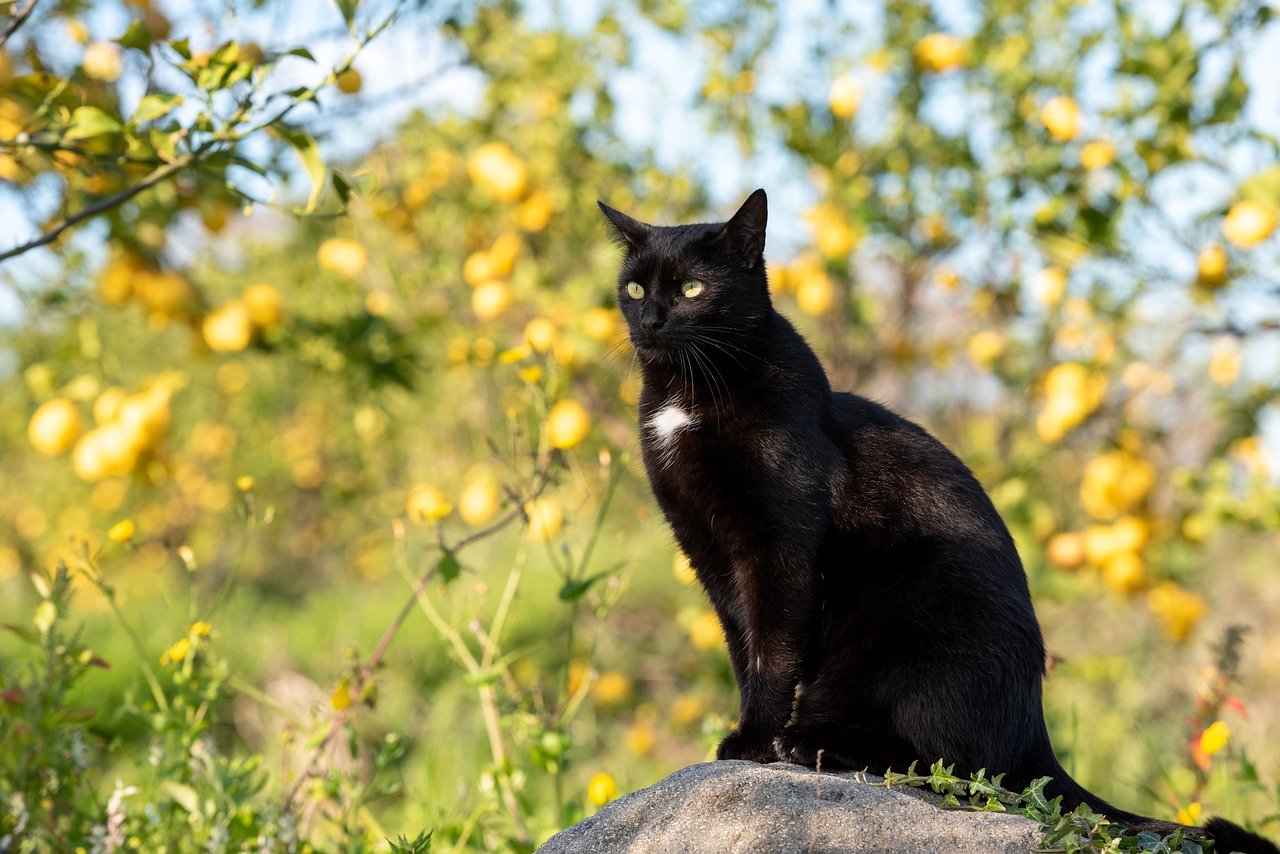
(646, 404), (696, 445)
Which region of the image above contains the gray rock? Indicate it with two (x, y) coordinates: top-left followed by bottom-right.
(539, 760), (1042, 853)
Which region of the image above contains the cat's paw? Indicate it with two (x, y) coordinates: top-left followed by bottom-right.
(773, 724), (842, 769)
(716, 728), (779, 763)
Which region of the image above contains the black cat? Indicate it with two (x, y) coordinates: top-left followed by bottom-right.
(598, 189), (1276, 853)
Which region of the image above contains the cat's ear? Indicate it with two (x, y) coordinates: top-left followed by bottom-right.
(714, 188), (767, 268)
(597, 201), (651, 249)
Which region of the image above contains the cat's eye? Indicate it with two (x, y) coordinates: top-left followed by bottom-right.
(681, 280), (705, 298)
(626, 282), (645, 300)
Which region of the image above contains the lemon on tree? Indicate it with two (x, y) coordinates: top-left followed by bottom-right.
(914, 33), (965, 72)
(467, 141), (528, 202)
(1221, 198), (1276, 248)
(28, 398), (83, 457)
(203, 301), (254, 353)
(524, 496), (563, 541)
(457, 474), (501, 527)
(317, 237), (369, 277)
(243, 283), (284, 327)
(1196, 244), (1229, 287)
(586, 772), (619, 808)
(546, 399), (591, 450)
(472, 280), (512, 321)
(524, 316), (558, 353)
(1040, 95), (1081, 142)
(827, 74), (863, 118)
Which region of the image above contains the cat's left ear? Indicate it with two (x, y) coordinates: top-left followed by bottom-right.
(714, 188), (767, 268)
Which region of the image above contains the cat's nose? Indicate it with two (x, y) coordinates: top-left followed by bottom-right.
(642, 307), (666, 335)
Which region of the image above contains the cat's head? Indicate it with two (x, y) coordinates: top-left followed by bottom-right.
(597, 189), (770, 364)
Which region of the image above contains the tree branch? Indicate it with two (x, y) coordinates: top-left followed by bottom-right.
(0, 154), (194, 265)
(0, 0), (39, 48)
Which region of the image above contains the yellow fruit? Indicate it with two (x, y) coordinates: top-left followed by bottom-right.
(317, 238), (369, 277)
(472, 280), (512, 321)
(587, 772), (619, 807)
(406, 484), (452, 525)
(28, 398), (83, 457)
(1101, 551), (1146, 595)
(336, 67), (362, 94)
(524, 496), (563, 541)
(106, 519), (135, 543)
(467, 141), (528, 202)
(1040, 96), (1081, 142)
(117, 392), (169, 448)
(1080, 450), (1155, 520)
(546, 400), (591, 450)
(582, 307), (619, 341)
(1208, 338), (1241, 386)
(624, 724), (655, 757)
(1221, 198), (1276, 248)
(827, 74), (863, 118)
(71, 431), (109, 481)
(1045, 532), (1086, 571)
(1033, 267), (1068, 307)
(795, 272), (836, 316)
(242, 283), (284, 327)
(1079, 140), (1115, 171)
(590, 670), (631, 708)
(524, 317), (558, 353)
(914, 33), (965, 72)
(1108, 516), (1150, 553)
(1196, 244), (1229, 287)
(670, 693), (708, 727)
(93, 387), (127, 425)
(673, 551), (697, 586)
(488, 233), (522, 276)
(95, 423), (140, 476)
(97, 259), (138, 305)
(462, 251), (497, 286)
(82, 41), (123, 82)
(1036, 363), (1106, 442)
(966, 330), (1005, 370)
(457, 476), (501, 527)
(202, 302), (254, 353)
(1147, 582), (1206, 643)
(807, 203), (858, 259)
(688, 610), (725, 651)
(517, 191), (553, 231)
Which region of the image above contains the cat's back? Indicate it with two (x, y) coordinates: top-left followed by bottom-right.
(824, 391), (1009, 544)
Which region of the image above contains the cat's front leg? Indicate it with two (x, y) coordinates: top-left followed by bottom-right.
(714, 540), (819, 764)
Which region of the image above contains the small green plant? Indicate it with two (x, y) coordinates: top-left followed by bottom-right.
(881, 760), (1203, 854)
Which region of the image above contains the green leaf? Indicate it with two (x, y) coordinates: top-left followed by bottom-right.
(162, 781), (201, 816)
(63, 106), (121, 141)
(274, 125), (326, 212)
(332, 171), (354, 206)
(1241, 166), (1280, 207)
(337, 0), (360, 26)
(150, 128), (181, 162)
(286, 47), (316, 61)
(436, 551), (461, 584)
(117, 20), (152, 52)
(167, 38), (192, 60)
(132, 93), (183, 124)
(2, 623), (41, 646)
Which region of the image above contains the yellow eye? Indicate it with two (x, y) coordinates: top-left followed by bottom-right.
(626, 282), (644, 299)
(681, 280), (705, 298)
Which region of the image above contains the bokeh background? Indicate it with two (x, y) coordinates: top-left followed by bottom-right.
(2, 0), (1280, 850)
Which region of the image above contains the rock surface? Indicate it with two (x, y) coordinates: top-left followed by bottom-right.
(538, 760), (1042, 853)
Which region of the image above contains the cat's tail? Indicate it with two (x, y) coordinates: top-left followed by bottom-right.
(1037, 755), (1278, 854)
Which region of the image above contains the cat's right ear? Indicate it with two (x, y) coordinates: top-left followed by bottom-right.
(598, 201), (651, 249)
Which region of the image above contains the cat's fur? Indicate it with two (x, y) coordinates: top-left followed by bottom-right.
(599, 189), (1277, 853)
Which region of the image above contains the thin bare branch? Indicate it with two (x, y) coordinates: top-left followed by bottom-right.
(0, 0), (39, 48)
(0, 155), (194, 264)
